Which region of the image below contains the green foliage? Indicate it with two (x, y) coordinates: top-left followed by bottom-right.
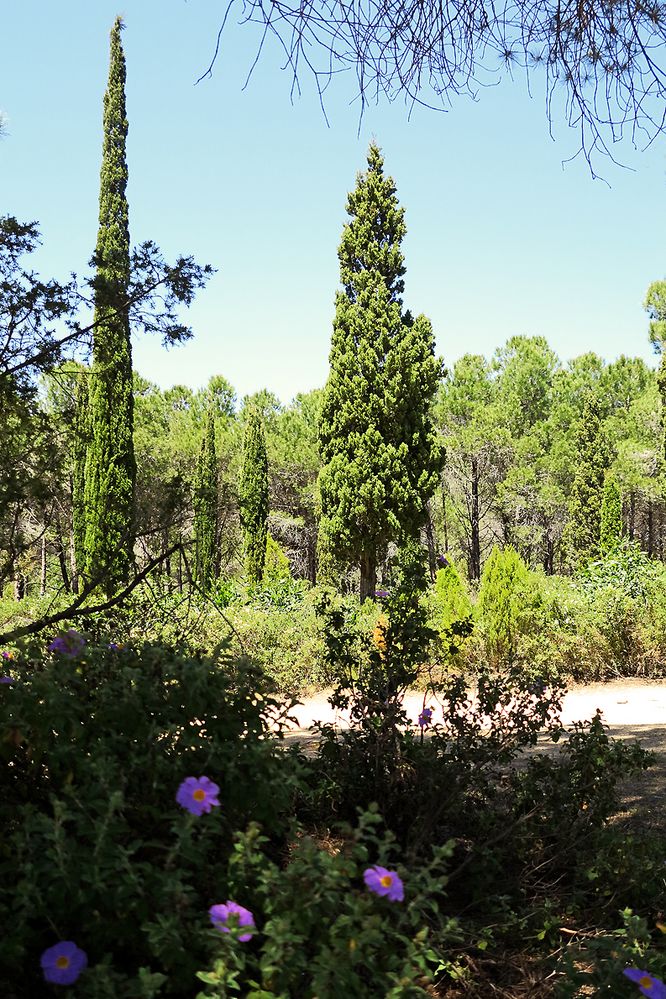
(83, 17), (136, 594)
(263, 533), (291, 584)
(194, 407), (218, 591)
(600, 469), (623, 554)
(196, 808), (457, 998)
(557, 909), (666, 997)
(429, 559), (472, 637)
(318, 143), (444, 598)
(239, 409), (269, 585)
(476, 545), (537, 663)
(562, 392), (609, 568)
(0, 639), (303, 996)
(72, 369), (90, 585)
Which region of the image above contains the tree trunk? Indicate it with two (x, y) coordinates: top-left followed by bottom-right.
(57, 536), (71, 592)
(470, 457), (481, 580)
(629, 490), (636, 541)
(441, 480), (449, 553)
(69, 523), (79, 594)
(359, 551), (377, 601)
(424, 506), (437, 581)
(647, 501), (654, 557)
(40, 535), (47, 596)
(543, 535), (554, 575)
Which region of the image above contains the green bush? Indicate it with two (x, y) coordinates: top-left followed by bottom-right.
(0, 637), (304, 997)
(429, 560), (473, 639)
(476, 546), (541, 664)
(196, 807), (460, 998)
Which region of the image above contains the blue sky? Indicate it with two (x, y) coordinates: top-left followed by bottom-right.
(2, 0), (666, 406)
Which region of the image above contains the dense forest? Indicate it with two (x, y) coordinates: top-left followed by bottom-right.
(3, 17), (666, 999)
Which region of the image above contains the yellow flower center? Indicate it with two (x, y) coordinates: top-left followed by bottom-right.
(380, 875), (393, 888)
(55, 956), (70, 969)
(639, 977), (654, 990)
(193, 789), (206, 802)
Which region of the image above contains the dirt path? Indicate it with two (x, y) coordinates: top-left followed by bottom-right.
(282, 679), (666, 826)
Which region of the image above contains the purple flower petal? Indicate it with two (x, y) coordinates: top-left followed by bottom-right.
(40, 940), (88, 985)
(176, 776), (221, 816)
(209, 901), (255, 941)
(363, 865), (404, 902)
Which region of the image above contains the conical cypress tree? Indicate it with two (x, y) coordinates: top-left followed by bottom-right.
(563, 392), (608, 568)
(318, 142), (444, 600)
(239, 408), (269, 584)
(193, 407), (218, 591)
(83, 17), (136, 594)
(600, 470), (623, 554)
(71, 372), (89, 592)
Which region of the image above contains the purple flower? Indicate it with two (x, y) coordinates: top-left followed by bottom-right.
(47, 629), (86, 658)
(40, 941), (88, 985)
(108, 642), (122, 651)
(374, 589), (389, 599)
(418, 707), (433, 728)
(209, 901), (255, 941)
(0, 676), (14, 684)
(623, 969), (666, 998)
(436, 554), (449, 568)
(1, 650), (13, 660)
(363, 865), (404, 902)
(176, 776), (221, 816)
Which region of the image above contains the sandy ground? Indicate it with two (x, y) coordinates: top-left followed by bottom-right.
(283, 678), (666, 734)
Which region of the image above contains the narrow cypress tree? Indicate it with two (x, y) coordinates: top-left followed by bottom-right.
(71, 373), (89, 592)
(193, 407), (218, 591)
(83, 17), (136, 594)
(239, 408), (269, 584)
(318, 142), (444, 600)
(600, 470), (623, 554)
(563, 393), (608, 568)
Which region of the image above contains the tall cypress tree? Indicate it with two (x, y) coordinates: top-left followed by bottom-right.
(193, 407), (218, 591)
(71, 372), (89, 593)
(318, 142), (444, 600)
(600, 470), (623, 554)
(563, 392), (608, 568)
(83, 17), (135, 594)
(239, 408), (269, 584)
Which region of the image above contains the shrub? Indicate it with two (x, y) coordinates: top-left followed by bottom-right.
(429, 559), (473, 639)
(476, 546), (539, 664)
(196, 807), (459, 997)
(0, 638), (304, 997)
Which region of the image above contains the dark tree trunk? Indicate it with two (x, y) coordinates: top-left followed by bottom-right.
(470, 457), (481, 580)
(424, 506), (437, 581)
(359, 551), (377, 601)
(69, 523), (79, 594)
(648, 501), (654, 557)
(40, 535), (47, 596)
(441, 483), (449, 553)
(57, 536), (71, 593)
(629, 490), (636, 541)
(543, 535), (554, 575)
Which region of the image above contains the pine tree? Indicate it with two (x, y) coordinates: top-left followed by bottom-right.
(193, 407), (218, 591)
(600, 469), (623, 554)
(239, 408), (269, 584)
(563, 392), (608, 568)
(318, 142), (444, 600)
(83, 17), (136, 594)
